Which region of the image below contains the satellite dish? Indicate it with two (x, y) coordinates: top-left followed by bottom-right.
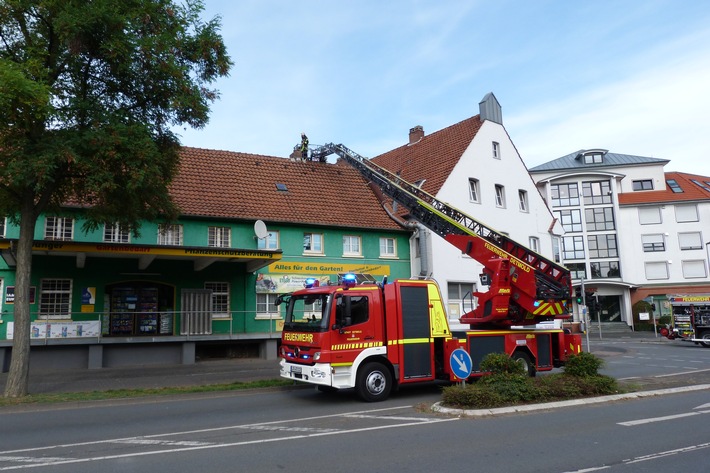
(254, 220), (268, 239)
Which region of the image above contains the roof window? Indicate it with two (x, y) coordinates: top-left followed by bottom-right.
(275, 183), (288, 192)
(666, 179), (683, 193)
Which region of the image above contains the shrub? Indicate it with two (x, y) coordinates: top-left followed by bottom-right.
(563, 352), (604, 377)
(479, 352), (526, 377)
(441, 383), (503, 409)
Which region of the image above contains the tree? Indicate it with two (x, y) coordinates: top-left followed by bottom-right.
(0, 0), (232, 397)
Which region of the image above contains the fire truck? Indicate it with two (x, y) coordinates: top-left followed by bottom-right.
(660, 295), (710, 347)
(278, 143), (582, 401)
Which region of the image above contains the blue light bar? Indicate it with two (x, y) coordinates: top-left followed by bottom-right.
(342, 273), (357, 288)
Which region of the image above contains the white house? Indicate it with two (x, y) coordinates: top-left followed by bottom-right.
(372, 93), (563, 330)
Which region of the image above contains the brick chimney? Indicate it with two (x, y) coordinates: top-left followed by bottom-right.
(409, 125), (424, 144)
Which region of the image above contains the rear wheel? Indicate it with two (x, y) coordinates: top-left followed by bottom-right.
(356, 362), (392, 402)
(700, 332), (710, 348)
(512, 351), (536, 377)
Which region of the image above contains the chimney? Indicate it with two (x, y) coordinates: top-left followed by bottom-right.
(409, 125), (424, 144)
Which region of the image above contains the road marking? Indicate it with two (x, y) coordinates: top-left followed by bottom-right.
(618, 409), (710, 426)
(0, 406), (458, 471)
(566, 442), (710, 471)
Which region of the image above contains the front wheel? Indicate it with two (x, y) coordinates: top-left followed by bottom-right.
(512, 351), (536, 377)
(356, 362), (392, 402)
(700, 332), (710, 348)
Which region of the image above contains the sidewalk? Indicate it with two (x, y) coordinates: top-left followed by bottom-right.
(0, 358), (283, 395)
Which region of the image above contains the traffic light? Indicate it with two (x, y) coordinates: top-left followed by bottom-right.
(575, 288), (583, 304)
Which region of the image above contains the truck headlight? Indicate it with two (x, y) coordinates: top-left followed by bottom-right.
(313, 351), (321, 361)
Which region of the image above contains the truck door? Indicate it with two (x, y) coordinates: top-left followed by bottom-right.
(329, 291), (380, 365)
(399, 285), (433, 379)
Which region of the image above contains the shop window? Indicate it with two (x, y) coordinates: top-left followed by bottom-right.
(107, 282), (174, 336)
(379, 237), (396, 257)
(45, 217), (73, 241)
(158, 224), (183, 245)
(104, 223), (130, 243)
(258, 231), (279, 250)
(39, 279), (72, 319)
(303, 232), (323, 254)
(208, 226), (231, 248)
(343, 235), (361, 256)
(205, 282), (230, 318)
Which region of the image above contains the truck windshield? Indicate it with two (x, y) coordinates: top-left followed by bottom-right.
(283, 294), (331, 332)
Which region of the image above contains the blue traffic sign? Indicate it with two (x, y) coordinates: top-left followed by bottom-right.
(449, 348), (473, 379)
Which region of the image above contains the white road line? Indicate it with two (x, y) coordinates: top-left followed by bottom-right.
(618, 409), (710, 426)
(0, 417), (459, 471)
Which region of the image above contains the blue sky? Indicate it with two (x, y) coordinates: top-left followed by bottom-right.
(175, 0), (710, 176)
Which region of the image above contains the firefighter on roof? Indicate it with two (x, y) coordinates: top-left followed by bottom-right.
(300, 133), (309, 160)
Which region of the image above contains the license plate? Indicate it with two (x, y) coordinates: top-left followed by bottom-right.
(291, 366), (302, 374)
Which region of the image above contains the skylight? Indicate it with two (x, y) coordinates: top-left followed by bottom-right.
(275, 183), (288, 191)
(691, 179), (710, 192)
(666, 179), (683, 193)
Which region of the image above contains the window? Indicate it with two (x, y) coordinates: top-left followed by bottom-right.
(494, 184), (505, 208)
(343, 235), (362, 256)
(585, 207), (615, 231)
(492, 141), (500, 159)
(528, 237), (540, 253)
(208, 226), (231, 248)
(158, 224), (183, 245)
(566, 263), (586, 280)
(103, 224), (130, 243)
(518, 190), (528, 212)
(675, 204), (698, 223)
(258, 231), (280, 250)
(632, 179), (654, 191)
(468, 178), (480, 203)
(644, 262), (669, 280)
(550, 183), (580, 207)
(582, 181), (612, 205)
(642, 234), (665, 252)
(691, 179), (710, 192)
(335, 295), (369, 326)
(447, 281), (476, 320)
(38, 279), (72, 319)
(0, 217), (5, 237)
(590, 261), (620, 279)
(552, 236), (561, 263)
(562, 236), (585, 260)
(682, 260), (707, 279)
(379, 237), (396, 257)
(45, 217), (73, 241)
(678, 232), (702, 250)
(638, 207), (662, 225)
(666, 179), (683, 193)
(556, 209), (582, 232)
(587, 235), (618, 258)
(583, 152), (603, 164)
(303, 232), (323, 254)
(205, 282), (230, 318)
(256, 293), (281, 318)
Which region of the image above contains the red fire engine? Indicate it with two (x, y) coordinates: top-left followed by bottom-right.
(660, 295), (710, 347)
(279, 144), (582, 401)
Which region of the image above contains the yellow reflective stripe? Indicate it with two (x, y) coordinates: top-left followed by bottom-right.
(331, 341), (384, 350)
(331, 362), (353, 367)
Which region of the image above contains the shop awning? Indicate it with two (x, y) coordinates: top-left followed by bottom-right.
(0, 239), (282, 272)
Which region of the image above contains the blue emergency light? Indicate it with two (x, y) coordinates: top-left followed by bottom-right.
(342, 273), (357, 288)
(304, 277), (319, 288)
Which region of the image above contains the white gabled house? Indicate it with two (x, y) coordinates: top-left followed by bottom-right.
(372, 93), (563, 330)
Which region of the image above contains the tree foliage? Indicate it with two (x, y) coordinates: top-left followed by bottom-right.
(0, 0), (232, 397)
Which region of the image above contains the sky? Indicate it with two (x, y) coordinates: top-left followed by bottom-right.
(174, 0), (710, 176)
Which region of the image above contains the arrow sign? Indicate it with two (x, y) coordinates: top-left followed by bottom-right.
(449, 348), (473, 379)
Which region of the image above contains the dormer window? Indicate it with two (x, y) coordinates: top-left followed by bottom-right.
(584, 153), (603, 164)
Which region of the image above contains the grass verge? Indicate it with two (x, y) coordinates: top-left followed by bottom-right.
(0, 379), (293, 408)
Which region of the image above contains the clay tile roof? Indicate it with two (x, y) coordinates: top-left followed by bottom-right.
(618, 171), (710, 205)
(171, 147), (405, 231)
(370, 115), (484, 196)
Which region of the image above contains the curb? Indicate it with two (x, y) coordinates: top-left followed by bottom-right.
(431, 384), (710, 417)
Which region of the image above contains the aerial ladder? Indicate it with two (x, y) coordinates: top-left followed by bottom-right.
(310, 143), (572, 328)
